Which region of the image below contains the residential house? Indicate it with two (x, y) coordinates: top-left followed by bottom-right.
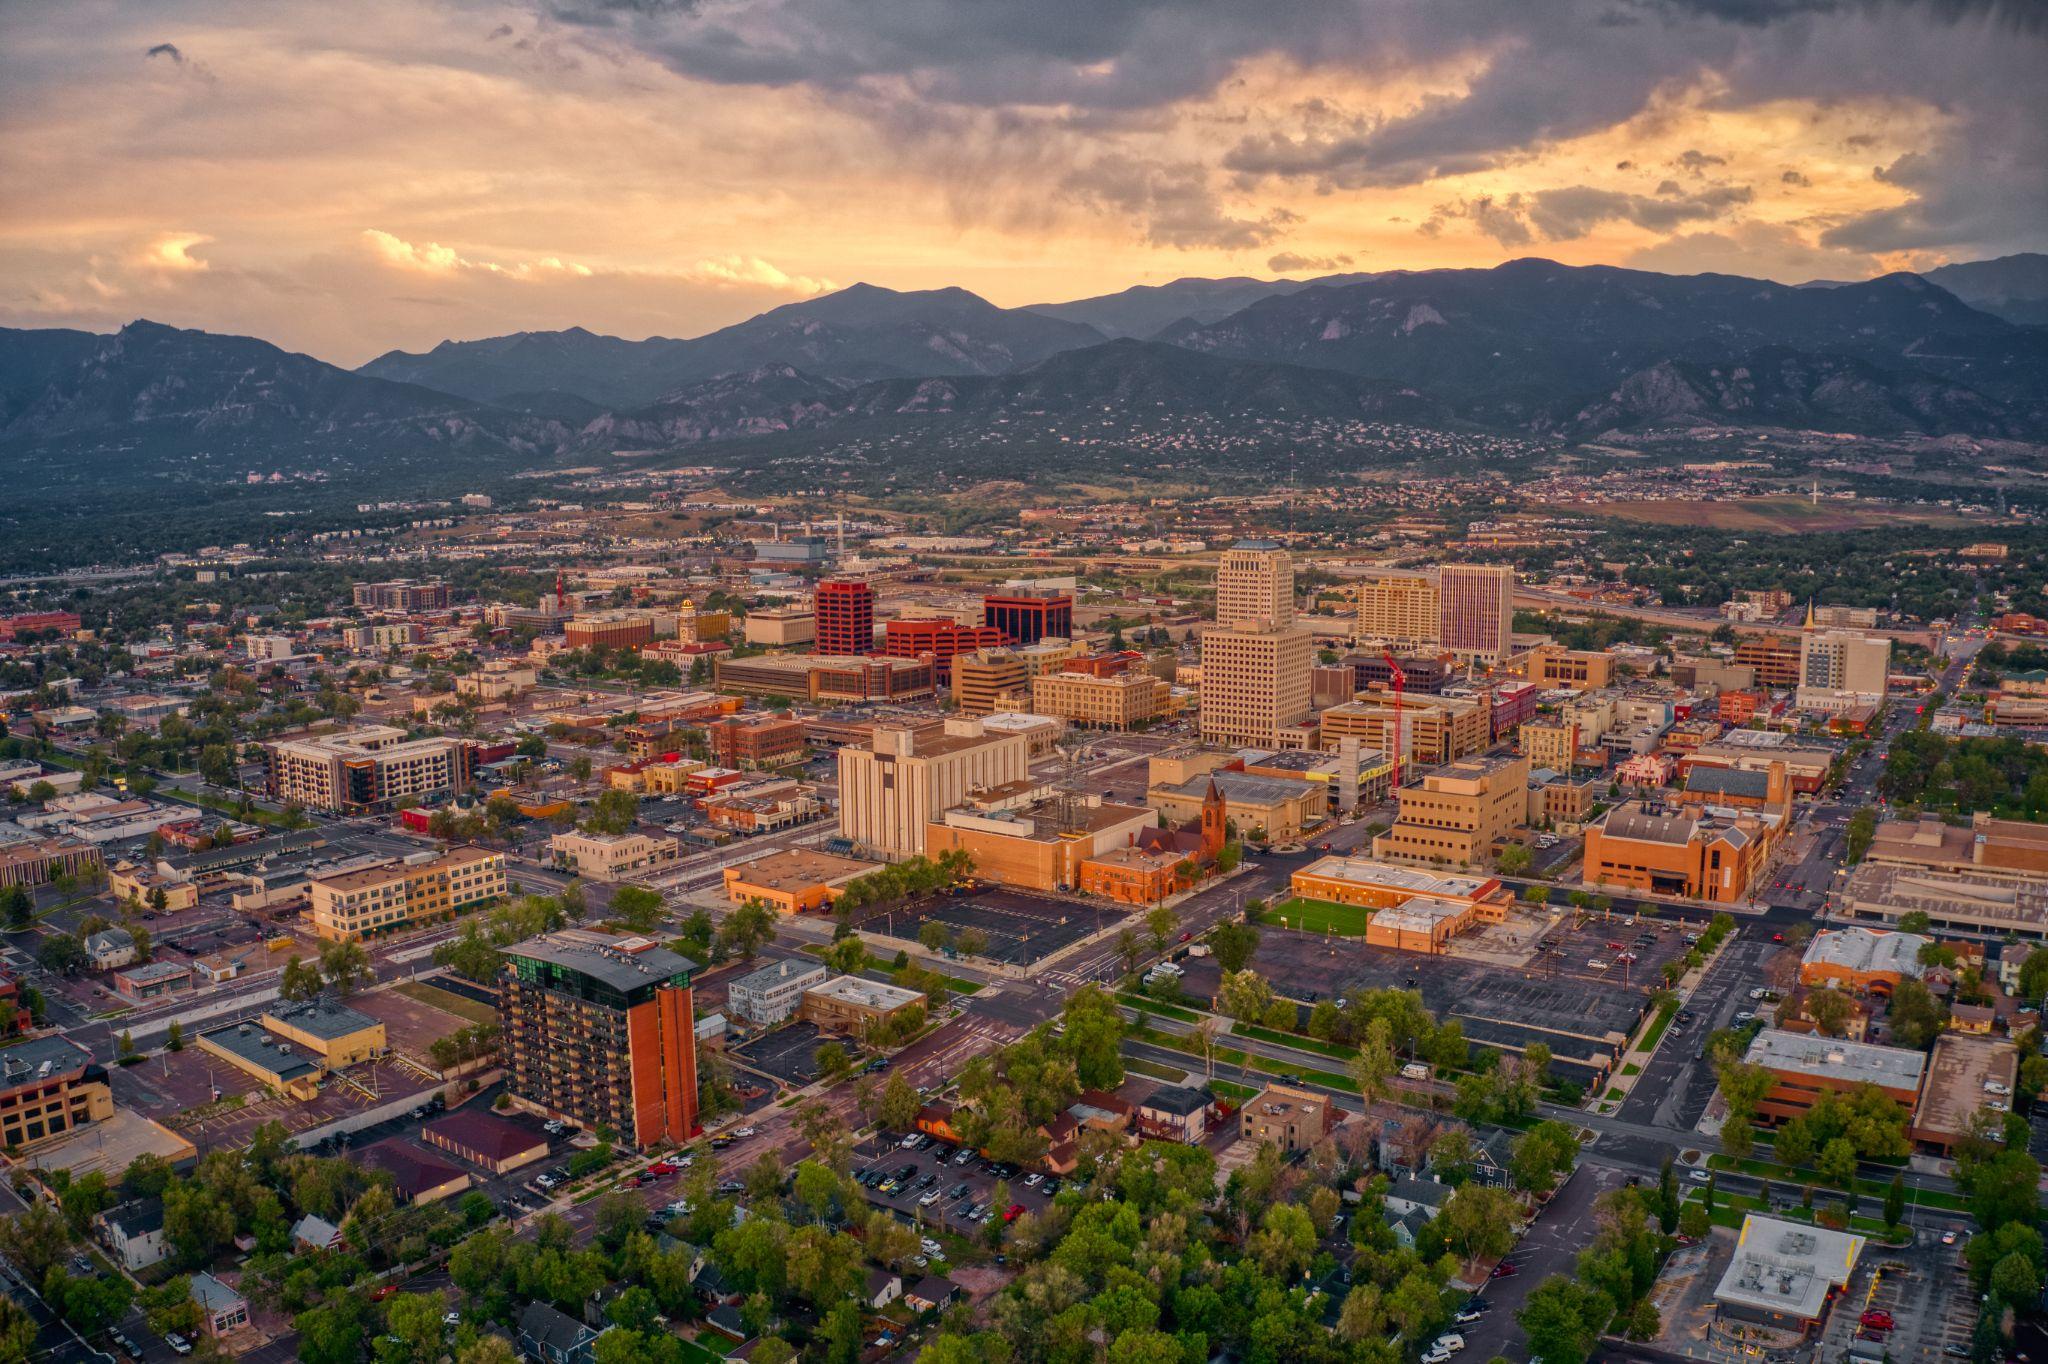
(518, 1302), (602, 1364)
(1134, 1085), (1215, 1143)
(95, 1200), (167, 1272)
(905, 1276), (963, 1314)
(83, 927), (137, 971)
(1384, 1176), (1450, 1222)
(291, 1214), (345, 1252)
(864, 1268), (903, 1311)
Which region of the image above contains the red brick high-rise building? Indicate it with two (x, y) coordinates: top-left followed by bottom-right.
(882, 619), (1008, 682)
(814, 579), (874, 656)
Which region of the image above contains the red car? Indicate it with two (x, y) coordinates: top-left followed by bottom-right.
(647, 1160), (678, 1175)
(1003, 1203), (1025, 1223)
(1860, 1311), (1894, 1332)
(1772, 932), (1785, 943)
(370, 1285), (397, 1302)
(1179, 931), (1191, 943)
(1490, 1261), (1518, 1279)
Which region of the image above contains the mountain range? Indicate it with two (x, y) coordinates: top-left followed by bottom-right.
(4, 256), (2046, 501)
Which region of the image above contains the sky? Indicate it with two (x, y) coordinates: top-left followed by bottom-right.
(1, 0), (2043, 368)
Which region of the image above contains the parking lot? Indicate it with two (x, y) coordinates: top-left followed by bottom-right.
(851, 1131), (1061, 1239)
(1512, 908), (1695, 989)
(731, 1020), (838, 1087)
(1814, 1236), (1977, 1364)
(858, 887), (1121, 967)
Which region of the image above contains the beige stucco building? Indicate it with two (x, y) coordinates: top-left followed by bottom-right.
(837, 719), (1031, 858)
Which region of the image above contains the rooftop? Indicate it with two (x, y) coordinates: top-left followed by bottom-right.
(264, 998), (383, 1041)
(1802, 926), (1928, 980)
(1713, 1215), (1865, 1322)
(1685, 766), (1771, 800)
(198, 1022), (322, 1083)
(1842, 862), (2048, 933)
(805, 975), (925, 1011)
(1744, 1028), (1927, 1091)
(0, 1035), (96, 1090)
(424, 1110), (552, 1163)
(725, 848), (879, 891)
(730, 958), (830, 994)
(1913, 1034), (2020, 1144)
(504, 930), (699, 992)
(1297, 854), (1494, 901)
(1164, 770), (1317, 806)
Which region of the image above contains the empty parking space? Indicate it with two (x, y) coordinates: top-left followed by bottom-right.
(731, 1020), (833, 1086)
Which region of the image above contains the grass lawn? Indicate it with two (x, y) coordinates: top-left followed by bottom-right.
(1126, 1057), (1191, 1083)
(1264, 897), (1376, 937)
(1621, 1063), (1641, 1077)
(1638, 998), (1679, 1052)
(673, 1338), (726, 1364)
(1117, 993), (1202, 1023)
(1704, 1154), (1961, 1209)
(1233, 1022), (1357, 1061)
(395, 980), (499, 1026)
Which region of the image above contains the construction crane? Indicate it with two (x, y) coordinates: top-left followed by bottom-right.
(1380, 648), (1407, 792)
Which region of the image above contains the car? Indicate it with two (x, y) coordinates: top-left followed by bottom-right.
(1024, 1172), (1043, 1187)
(922, 1238), (944, 1257)
(1772, 932), (1785, 942)
(1941, 1229), (1959, 1246)
(443, 1311), (462, 1328)
(1433, 1335), (1465, 1353)
(535, 1174), (560, 1190)
(1689, 1168), (1711, 1183)
(647, 1160), (678, 1175)
(960, 1203), (982, 1220)
(1454, 1308), (1484, 1325)
(1606, 941), (1624, 951)
(878, 1178), (901, 1195)
(917, 1172), (939, 1188)
(1003, 1203), (1025, 1222)
(710, 1135), (736, 1150)
(1178, 930), (1191, 943)
(734, 1126), (757, 1138)
(371, 1284), (398, 1301)
(543, 1119), (567, 1135)
(1859, 1311), (1894, 1331)
(165, 1332), (194, 1356)
(1423, 1350), (1452, 1364)
(1490, 1261), (1517, 1278)
(1041, 1180), (1062, 1197)
(900, 1133), (922, 1149)
(949, 1183), (971, 1199)
(920, 1190), (942, 1206)
(953, 1148), (975, 1166)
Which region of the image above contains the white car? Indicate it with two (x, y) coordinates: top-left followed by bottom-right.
(900, 1133), (922, 1149)
(921, 1239), (944, 1257)
(919, 1190), (942, 1206)
(1689, 1169), (1711, 1183)
(1984, 1081), (2011, 1096)
(1423, 1349), (1452, 1364)
(1023, 1173), (1043, 1187)
(734, 1126), (757, 1138)
(1433, 1335), (1465, 1353)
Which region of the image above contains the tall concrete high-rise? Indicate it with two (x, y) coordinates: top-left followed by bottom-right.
(1201, 541), (1313, 748)
(1214, 540), (1297, 629)
(1354, 569), (1442, 651)
(813, 578), (874, 656)
(1438, 564), (1515, 663)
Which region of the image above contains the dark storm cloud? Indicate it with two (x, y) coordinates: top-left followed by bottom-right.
(548, 0), (2048, 258)
(1061, 156), (1297, 249)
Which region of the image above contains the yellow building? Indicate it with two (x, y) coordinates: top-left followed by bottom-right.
(108, 860), (198, 912)
(1524, 645), (1616, 688)
(1372, 754), (1531, 868)
(1354, 570), (1441, 651)
(837, 719), (1030, 858)
(548, 829), (682, 882)
(1198, 624), (1315, 748)
(1321, 692), (1492, 766)
(307, 847), (505, 942)
(1030, 669), (1170, 730)
(1518, 720), (1579, 771)
(0, 1037), (113, 1150)
(260, 1000), (388, 1068)
(952, 649), (1030, 715)
(925, 794), (1158, 893)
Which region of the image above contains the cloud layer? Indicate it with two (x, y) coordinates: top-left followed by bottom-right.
(0, 0), (2040, 364)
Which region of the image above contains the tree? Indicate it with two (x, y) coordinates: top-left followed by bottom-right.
(816, 1042), (852, 1081)
(1208, 919), (1260, 973)
(1350, 1020), (1396, 1107)
(36, 934), (85, 975)
(717, 899), (776, 961)
(1518, 1273), (1611, 1364)
(609, 885), (666, 934)
(0, 1202), (73, 1282)
(1805, 987), (1853, 1038)
(1887, 978), (1947, 1049)
(954, 926), (988, 959)
(294, 1294), (369, 1364)
(1216, 969), (1276, 1024)
(315, 937), (370, 996)
(1145, 905), (1177, 951)
(1816, 1137), (1859, 1189)
(1440, 1184), (1518, 1261)
(1884, 1172), (1906, 1229)
(1497, 843), (1532, 875)
(386, 1290), (449, 1363)
(165, 1020), (184, 1052)
(1511, 1120), (1581, 1197)
(822, 936), (867, 975)
(878, 1073), (922, 1132)
(1656, 1157), (1679, 1234)
(920, 920), (956, 955)
(0, 1296), (36, 1364)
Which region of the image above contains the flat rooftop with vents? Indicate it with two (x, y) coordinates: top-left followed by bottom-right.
(1713, 1215), (1865, 1330)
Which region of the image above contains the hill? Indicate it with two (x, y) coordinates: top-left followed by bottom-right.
(1922, 253), (2048, 326)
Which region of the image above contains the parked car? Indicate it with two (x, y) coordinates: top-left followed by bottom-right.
(166, 1332), (194, 1356)
(1860, 1310), (1894, 1331)
(921, 1238), (944, 1257)
(1003, 1203), (1025, 1222)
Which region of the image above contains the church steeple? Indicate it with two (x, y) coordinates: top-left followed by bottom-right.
(1803, 599), (1815, 630)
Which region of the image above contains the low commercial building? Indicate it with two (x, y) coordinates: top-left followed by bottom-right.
(726, 959), (830, 1026)
(924, 792), (1157, 895)
(261, 1000), (388, 1067)
(704, 713), (808, 768)
(722, 849), (880, 914)
(798, 975), (926, 1035)
(952, 649), (1030, 715)
(1371, 754), (1530, 869)
(715, 654), (936, 704)
(1524, 645), (1616, 688)
(1838, 861), (2048, 938)
(0, 832), (102, 890)
(1713, 1216), (1864, 1335)
(1742, 1029), (1925, 1125)
(1799, 927), (1928, 997)
(1366, 897), (1486, 954)
(424, 1110), (552, 1174)
(1030, 668), (1170, 730)
(189, 1272), (251, 1339)
(1150, 769), (1326, 842)
(548, 829), (681, 882)
(196, 1020), (325, 1101)
(356, 1138), (472, 1205)
(1582, 800), (1780, 904)
(1320, 692), (1491, 765)
(1867, 812), (2048, 882)
(1291, 856), (1508, 916)
(1239, 1082), (1338, 1154)
(110, 960), (193, 1003)
(108, 859), (198, 912)
(1911, 1034), (2020, 1154)
(307, 846), (505, 941)
(742, 605), (815, 647)
(0, 1036), (112, 1150)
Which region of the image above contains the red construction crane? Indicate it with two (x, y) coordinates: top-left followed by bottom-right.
(1381, 649), (1407, 791)
(555, 568), (567, 614)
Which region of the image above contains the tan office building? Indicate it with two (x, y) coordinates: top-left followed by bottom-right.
(308, 846), (506, 942)
(1031, 669), (1170, 730)
(837, 719), (1031, 858)
(1372, 753), (1530, 867)
(1524, 645), (1616, 688)
(1354, 570), (1441, 652)
(1215, 540), (1297, 629)
(952, 649), (1030, 715)
(548, 829), (682, 882)
(264, 726), (471, 815)
(742, 606), (815, 647)
(1320, 692), (1491, 765)
(1199, 624), (1314, 748)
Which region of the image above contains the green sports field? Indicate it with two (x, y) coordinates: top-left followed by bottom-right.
(1264, 897), (1376, 936)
